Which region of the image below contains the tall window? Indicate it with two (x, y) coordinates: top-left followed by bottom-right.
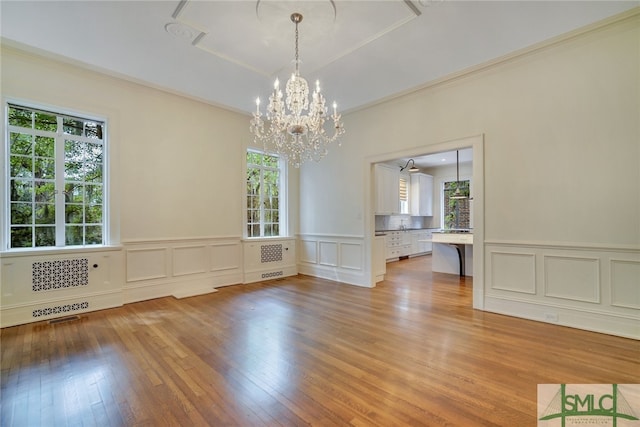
(443, 180), (470, 229)
(6, 103), (106, 249)
(246, 150), (283, 238)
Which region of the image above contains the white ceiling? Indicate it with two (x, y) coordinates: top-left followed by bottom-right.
(1, 1), (636, 115)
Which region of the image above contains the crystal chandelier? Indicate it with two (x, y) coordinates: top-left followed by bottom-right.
(250, 13), (345, 168)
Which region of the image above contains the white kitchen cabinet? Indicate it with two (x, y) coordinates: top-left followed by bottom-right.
(410, 173), (434, 216)
(374, 164), (400, 215)
(385, 231), (411, 261)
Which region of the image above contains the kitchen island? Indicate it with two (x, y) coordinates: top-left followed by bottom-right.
(431, 231), (473, 277)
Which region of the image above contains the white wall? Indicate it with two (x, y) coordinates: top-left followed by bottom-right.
(299, 11), (639, 337)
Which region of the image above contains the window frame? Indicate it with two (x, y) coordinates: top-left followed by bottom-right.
(2, 100), (109, 251)
(244, 148), (288, 239)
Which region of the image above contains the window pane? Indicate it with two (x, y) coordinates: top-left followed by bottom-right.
(65, 226), (83, 245)
(85, 185), (102, 204)
(85, 226), (102, 245)
(84, 122), (103, 139)
(10, 180), (33, 202)
(35, 181), (55, 203)
(35, 227), (55, 247)
(65, 161), (84, 181)
(8, 107), (32, 128)
(86, 143), (103, 163)
(65, 140), (86, 162)
(85, 163), (103, 183)
(63, 118), (83, 135)
(11, 203), (32, 225)
(10, 156), (33, 178)
(10, 133), (33, 155)
(64, 183), (84, 203)
(35, 203), (55, 224)
(11, 227), (32, 248)
(247, 151), (262, 165)
(85, 205), (102, 224)
(34, 136), (55, 158)
(65, 204), (83, 224)
(34, 157), (55, 179)
(34, 112), (57, 131)
(263, 155), (278, 168)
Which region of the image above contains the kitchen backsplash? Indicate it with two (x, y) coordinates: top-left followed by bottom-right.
(375, 215), (434, 231)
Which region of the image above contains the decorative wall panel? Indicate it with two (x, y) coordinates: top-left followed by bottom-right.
(340, 242), (363, 271)
(173, 245), (207, 276)
(319, 241), (338, 267)
(126, 248), (168, 282)
(543, 255), (600, 303)
(610, 259), (640, 309)
(299, 240), (318, 264)
(489, 252), (535, 294)
(210, 243), (241, 271)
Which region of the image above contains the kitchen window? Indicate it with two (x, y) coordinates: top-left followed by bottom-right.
(246, 150), (285, 238)
(443, 179), (470, 229)
(4, 103), (107, 249)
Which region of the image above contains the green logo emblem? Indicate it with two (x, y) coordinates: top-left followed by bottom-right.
(539, 384), (639, 427)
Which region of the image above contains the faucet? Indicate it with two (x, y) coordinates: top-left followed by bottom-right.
(400, 220), (406, 231)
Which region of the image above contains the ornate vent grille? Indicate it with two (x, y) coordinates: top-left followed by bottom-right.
(262, 271), (283, 279)
(32, 259), (89, 292)
(261, 244), (283, 263)
(33, 301), (89, 318)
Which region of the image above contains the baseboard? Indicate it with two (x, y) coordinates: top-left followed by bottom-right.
(484, 295), (639, 340)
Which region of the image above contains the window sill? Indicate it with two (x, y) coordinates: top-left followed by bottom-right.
(0, 245), (123, 258)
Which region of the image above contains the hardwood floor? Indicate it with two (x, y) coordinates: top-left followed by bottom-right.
(1, 255), (638, 426)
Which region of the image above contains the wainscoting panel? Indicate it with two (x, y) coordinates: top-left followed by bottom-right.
(340, 242), (363, 271)
(173, 245), (207, 277)
(319, 241), (338, 267)
(489, 252), (536, 294)
(484, 242), (639, 339)
(123, 237), (244, 303)
(210, 242), (241, 272)
(297, 234), (371, 287)
(610, 259), (640, 309)
(543, 255), (600, 303)
(299, 240), (318, 264)
(126, 247), (168, 282)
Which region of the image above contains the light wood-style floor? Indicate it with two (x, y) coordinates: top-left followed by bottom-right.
(1, 255), (638, 426)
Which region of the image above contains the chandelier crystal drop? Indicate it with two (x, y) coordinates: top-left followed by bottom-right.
(250, 13), (345, 168)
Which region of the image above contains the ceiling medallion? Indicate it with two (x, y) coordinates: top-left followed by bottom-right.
(250, 12), (345, 168)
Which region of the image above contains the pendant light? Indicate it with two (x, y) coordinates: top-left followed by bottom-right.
(450, 150), (468, 200)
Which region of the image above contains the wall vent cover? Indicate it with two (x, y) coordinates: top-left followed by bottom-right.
(32, 259), (89, 292)
(33, 301), (89, 318)
(261, 244), (283, 263)
(262, 271), (283, 279)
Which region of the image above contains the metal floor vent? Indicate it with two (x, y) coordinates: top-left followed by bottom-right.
(49, 315), (80, 325)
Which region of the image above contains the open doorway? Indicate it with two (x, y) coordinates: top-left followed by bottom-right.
(368, 135), (484, 309)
